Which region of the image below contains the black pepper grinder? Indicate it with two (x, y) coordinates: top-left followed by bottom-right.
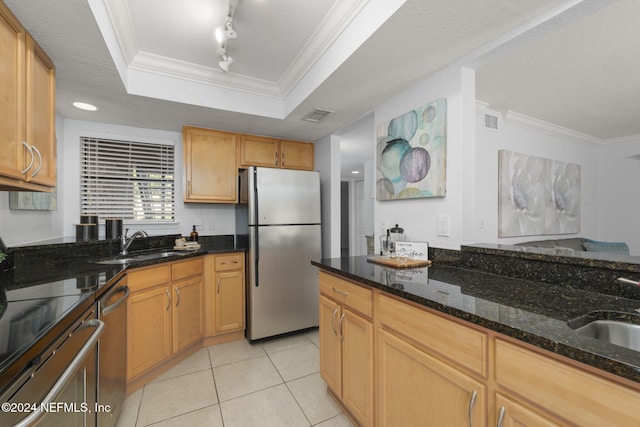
(190, 225), (198, 242)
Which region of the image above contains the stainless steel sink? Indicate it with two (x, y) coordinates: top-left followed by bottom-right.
(573, 320), (640, 352)
(94, 251), (188, 265)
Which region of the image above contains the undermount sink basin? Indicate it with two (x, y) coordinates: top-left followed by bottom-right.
(94, 251), (187, 265)
(572, 318), (640, 352)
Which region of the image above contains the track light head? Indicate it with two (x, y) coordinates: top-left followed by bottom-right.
(219, 54), (234, 72)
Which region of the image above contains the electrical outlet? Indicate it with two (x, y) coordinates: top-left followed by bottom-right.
(207, 219), (215, 230)
(437, 215), (450, 237)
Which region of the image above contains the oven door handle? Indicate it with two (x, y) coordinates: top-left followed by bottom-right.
(14, 319), (104, 427)
(101, 280), (130, 317)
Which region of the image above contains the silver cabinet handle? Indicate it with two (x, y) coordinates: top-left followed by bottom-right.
(617, 277), (640, 286)
(332, 287), (348, 296)
(338, 313), (345, 341)
(175, 287), (181, 307)
(330, 308), (338, 335)
(20, 141), (34, 174)
(14, 319), (104, 427)
(217, 277), (221, 294)
(496, 406), (505, 427)
(221, 260), (239, 265)
(166, 289), (171, 310)
(30, 145), (42, 177)
(282, 152), (285, 167)
(468, 389), (478, 427)
(274, 152), (278, 166)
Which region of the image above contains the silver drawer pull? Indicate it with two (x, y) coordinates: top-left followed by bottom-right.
(496, 406), (505, 427)
(221, 261), (239, 265)
(20, 141), (34, 174)
(468, 389), (477, 427)
(332, 287), (348, 296)
(338, 313), (345, 341)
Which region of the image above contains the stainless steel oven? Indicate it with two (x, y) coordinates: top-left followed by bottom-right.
(0, 305), (103, 426)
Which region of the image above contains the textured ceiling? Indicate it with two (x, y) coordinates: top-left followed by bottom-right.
(3, 0), (637, 178)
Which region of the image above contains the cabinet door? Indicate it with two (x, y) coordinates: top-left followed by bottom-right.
(127, 286), (172, 380)
(0, 5), (26, 181)
(239, 134), (279, 168)
(341, 308), (374, 426)
(496, 393), (560, 427)
(172, 276), (204, 353)
(279, 140), (314, 170)
(377, 329), (486, 427)
(319, 295), (341, 395)
(183, 127), (237, 203)
(24, 35), (55, 187)
(215, 269), (245, 333)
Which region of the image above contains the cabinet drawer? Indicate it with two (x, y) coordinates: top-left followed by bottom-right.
(377, 293), (488, 377)
(215, 253), (244, 271)
(172, 257), (204, 281)
(127, 264), (171, 292)
(495, 339), (640, 427)
(319, 272), (372, 318)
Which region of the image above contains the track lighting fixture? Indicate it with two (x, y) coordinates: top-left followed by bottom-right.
(219, 53), (234, 73)
(215, 3), (237, 72)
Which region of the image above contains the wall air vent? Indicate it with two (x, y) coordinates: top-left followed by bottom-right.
(484, 113), (499, 130)
(303, 108), (335, 123)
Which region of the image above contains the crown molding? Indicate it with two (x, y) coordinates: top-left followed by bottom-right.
(131, 51), (281, 98)
(278, 0), (368, 96)
(504, 111), (604, 147)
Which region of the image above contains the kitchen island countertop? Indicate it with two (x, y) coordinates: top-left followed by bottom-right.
(312, 256), (640, 384)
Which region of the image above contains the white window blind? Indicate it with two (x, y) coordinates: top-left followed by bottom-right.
(80, 137), (175, 222)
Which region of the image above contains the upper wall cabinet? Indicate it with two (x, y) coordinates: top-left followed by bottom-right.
(239, 134), (314, 171)
(0, 3), (56, 191)
(183, 126), (238, 203)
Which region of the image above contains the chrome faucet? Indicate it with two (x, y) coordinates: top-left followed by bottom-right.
(120, 228), (149, 255)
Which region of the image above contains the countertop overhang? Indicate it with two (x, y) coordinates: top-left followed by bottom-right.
(312, 256), (640, 384)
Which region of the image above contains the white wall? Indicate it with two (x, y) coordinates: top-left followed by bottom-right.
(315, 133), (341, 258)
(374, 65), (474, 250)
(472, 110), (601, 246)
(599, 137), (640, 254)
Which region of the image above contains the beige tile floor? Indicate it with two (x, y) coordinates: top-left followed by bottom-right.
(116, 329), (354, 427)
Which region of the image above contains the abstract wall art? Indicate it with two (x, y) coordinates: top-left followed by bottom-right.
(498, 150), (580, 237)
(376, 98), (447, 200)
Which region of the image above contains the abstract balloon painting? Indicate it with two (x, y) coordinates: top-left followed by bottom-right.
(376, 98), (447, 200)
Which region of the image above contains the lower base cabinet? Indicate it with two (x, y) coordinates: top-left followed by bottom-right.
(317, 271), (640, 427)
(127, 258), (204, 382)
(377, 328), (486, 427)
(319, 273), (374, 426)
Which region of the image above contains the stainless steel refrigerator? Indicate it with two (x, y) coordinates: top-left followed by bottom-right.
(237, 166), (322, 340)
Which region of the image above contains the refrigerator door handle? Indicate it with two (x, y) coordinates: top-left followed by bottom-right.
(254, 168), (260, 287)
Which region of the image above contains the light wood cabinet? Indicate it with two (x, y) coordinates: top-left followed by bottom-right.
(126, 258), (204, 381)
(171, 276), (204, 353)
(377, 328), (486, 427)
(318, 272), (374, 426)
(376, 293), (487, 427)
(239, 134), (314, 171)
(183, 126), (237, 203)
(0, 3), (56, 191)
(204, 253), (245, 337)
(127, 268), (172, 379)
(495, 338), (640, 427)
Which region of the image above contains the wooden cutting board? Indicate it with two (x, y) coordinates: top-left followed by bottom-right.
(367, 255), (432, 268)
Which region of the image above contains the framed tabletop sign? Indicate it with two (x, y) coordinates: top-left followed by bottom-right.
(395, 241), (429, 260)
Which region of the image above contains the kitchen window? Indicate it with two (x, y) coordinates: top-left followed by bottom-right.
(80, 137), (175, 222)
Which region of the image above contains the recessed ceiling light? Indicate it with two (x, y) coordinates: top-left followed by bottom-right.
(72, 101), (98, 111)
(352, 170), (360, 174)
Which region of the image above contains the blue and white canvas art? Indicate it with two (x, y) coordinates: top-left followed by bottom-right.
(376, 98), (447, 200)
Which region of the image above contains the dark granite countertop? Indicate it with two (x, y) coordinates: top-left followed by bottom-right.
(312, 256), (640, 384)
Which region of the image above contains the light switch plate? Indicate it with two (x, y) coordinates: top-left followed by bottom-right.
(437, 215), (450, 237)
